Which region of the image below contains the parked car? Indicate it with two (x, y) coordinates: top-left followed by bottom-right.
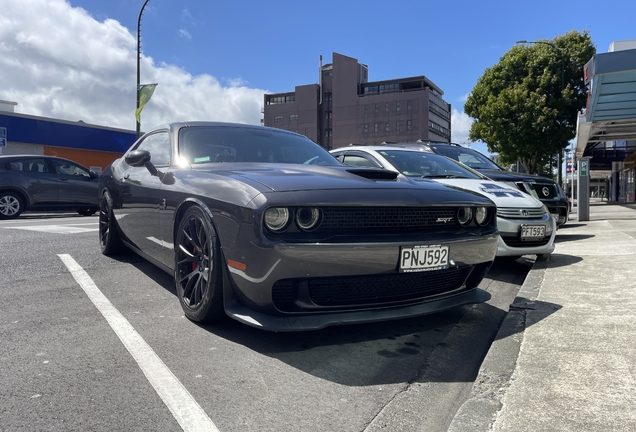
(382, 141), (570, 227)
(98, 122), (500, 331)
(331, 146), (556, 260)
(0, 155), (99, 219)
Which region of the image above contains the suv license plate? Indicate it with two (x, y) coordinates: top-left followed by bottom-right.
(400, 245), (449, 272)
(521, 225), (545, 239)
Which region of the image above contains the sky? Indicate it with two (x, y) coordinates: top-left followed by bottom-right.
(2, 0), (635, 157)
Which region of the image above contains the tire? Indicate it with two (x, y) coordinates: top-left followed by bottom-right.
(0, 191), (24, 219)
(77, 208), (97, 216)
(175, 206), (225, 323)
(99, 190), (127, 255)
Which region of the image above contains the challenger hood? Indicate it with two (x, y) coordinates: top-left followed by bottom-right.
(206, 163), (452, 192)
(426, 179), (545, 209)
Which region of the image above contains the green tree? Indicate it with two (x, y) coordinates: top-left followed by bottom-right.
(464, 30), (596, 175)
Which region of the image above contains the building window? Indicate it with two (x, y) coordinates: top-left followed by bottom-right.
(324, 71), (332, 77)
(374, 104), (378, 114)
(429, 120), (450, 138)
(274, 116), (283, 122)
(364, 105), (368, 115)
(324, 92), (332, 101)
(396, 101), (401, 111)
(289, 114), (298, 121)
(407, 100), (412, 111)
(325, 128), (332, 138)
(407, 120), (412, 130)
(364, 124), (368, 133)
(396, 121), (401, 132)
(374, 123), (379, 132)
(325, 111), (332, 120)
(267, 95), (295, 105)
(385, 103), (389, 113)
(385, 122), (389, 132)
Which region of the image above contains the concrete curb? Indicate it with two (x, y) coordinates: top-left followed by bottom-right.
(446, 255), (550, 432)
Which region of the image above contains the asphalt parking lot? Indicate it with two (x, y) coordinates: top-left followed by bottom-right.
(0, 214), (532, 432)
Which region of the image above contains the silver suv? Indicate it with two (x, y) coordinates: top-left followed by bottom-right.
(0, 155), (99, 219)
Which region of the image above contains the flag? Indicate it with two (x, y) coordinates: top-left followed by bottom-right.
(135, 83), (157, 122)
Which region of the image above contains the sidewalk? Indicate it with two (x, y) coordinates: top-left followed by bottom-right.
(448, 200), (636, 432)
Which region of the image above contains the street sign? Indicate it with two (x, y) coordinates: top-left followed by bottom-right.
(580, 160), (588, 177)
(0, 127), (6, 148)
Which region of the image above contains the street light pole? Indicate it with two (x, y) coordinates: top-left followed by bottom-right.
(136, 0), (152, 138)
(517, 40), (565, 186)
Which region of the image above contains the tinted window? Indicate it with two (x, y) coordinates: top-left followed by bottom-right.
(135, 131), (171, 166)
(179, 127), (340, 166)
(342, 154), (379, 168)
(430, 145), (501, 170)
(377, 150), (483, 179)
(14, 157), (52, 173)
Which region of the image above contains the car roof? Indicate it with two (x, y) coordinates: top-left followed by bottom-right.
(334, 145), (434, 153)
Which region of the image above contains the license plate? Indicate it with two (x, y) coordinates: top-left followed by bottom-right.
(521, 225), (545, 239)
(400, 245), (449, 272)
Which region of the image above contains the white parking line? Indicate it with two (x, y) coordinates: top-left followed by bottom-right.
(58, 254), (219, 432)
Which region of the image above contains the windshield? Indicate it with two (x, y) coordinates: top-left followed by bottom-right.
(179, 126), (341, 166)
(376, 150), (484, 179)
(429, 144), (502, 170)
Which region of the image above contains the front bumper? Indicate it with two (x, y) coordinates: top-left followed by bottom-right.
(496, 213), (556, 257)
(221, 234), (499, 331)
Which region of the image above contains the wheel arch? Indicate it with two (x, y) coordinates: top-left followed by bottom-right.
(0, 186), (30, 208)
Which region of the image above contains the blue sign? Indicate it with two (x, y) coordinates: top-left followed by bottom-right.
(0, 127), (6, 147)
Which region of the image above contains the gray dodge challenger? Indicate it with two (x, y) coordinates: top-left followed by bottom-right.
(99, 122), (499, 331)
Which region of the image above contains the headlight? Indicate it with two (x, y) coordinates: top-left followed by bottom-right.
(541, 204), (549, 215)
(475, 207), (489, 225)
(457, 207), (474, 226)
(264, 207), (290, 231)
(296, 207), (321, 231)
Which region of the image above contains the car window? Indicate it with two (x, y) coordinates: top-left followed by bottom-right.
(342, 154), (380, 168)
(377, 150), (482, 179)
(15, 158), (52, 173)
(179, 127), (340, 165)
(134, 131), (171, 166)
(430, 145), (501, 170)
(51, 159), (91, 177)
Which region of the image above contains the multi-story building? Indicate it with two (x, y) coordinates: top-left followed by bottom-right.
(263, 52), (452, 150)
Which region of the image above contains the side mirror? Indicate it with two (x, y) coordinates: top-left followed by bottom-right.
(89, 170), (98, 179)
(125, 149), (157, 176)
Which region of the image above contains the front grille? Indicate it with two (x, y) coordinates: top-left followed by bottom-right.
(501, 235), (551, 248)
(272, 266), (473, 312)
(320, 207), (457, 230)
(529, 183), (557, 199)
(497, 207), (545, 219)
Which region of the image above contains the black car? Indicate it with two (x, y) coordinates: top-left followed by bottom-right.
(0, 155), (99, 219)
(383, 141), (570, 227)
(98, 122), (499, 331)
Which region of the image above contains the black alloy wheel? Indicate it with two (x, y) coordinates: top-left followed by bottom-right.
(0, 191), (24, 219)
(175, 206), (224, 323)
(99, 190), (127, 255)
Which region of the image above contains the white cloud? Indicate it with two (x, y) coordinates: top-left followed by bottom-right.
(178, 29), (192, 40)
(450, 108), (473, 144)
(0, 0), (265, 131)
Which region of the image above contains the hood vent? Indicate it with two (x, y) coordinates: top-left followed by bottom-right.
(347, 168), (398, 181)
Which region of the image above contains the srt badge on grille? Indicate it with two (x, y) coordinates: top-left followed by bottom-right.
(436, 217), (453, 223)
(542, 187), (550, 197)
